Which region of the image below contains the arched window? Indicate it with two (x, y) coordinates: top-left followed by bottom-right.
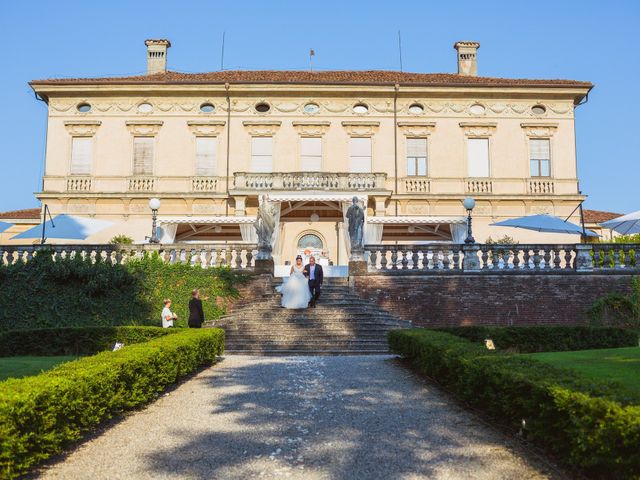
(297, 233), (323, 250)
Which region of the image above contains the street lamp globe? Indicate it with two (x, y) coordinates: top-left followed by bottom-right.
(310, 213), (320, 222)
(149, 198), (161, 211)
(463, 197), (476, 211)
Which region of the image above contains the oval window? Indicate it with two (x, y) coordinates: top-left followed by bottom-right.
(353, 103), (368, 114)
(469, 104), (485, 115)
(77, 103), (92, 113)
(298, 233), (323, 249)
(255, 102), (271, 113)
(200, 103), (215, 113)
(137, 102), (153, 113)
(408, 103), (424, 114)
(304, 103), (320, 114)
(531, 105), (546, 115)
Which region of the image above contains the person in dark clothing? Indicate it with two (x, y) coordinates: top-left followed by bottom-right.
(303, 256), (324, 308)
(188, 289), (205, 328)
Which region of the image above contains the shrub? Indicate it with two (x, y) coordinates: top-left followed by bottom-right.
(109, 234), (134, 245)
(485, 235), (518, 245)
(0, 328), (224, 479)
(0, 253), (248, 331)
(437, 326), (638, 353)
(389, 329), (640, 479)
(590, 277), (640, 329)
(0, 326), (176, 357)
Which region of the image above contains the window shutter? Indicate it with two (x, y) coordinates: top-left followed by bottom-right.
(406, 138), (427, 157)
(530, 139), (550, 159)
(133, 137), (154, 175)
(251, 137), (273, 172)
(350, 137), (372, 173)
(70, 137), (92, 175)
(300, 137), (322, 171)
(195, 137), (217, 176)
(467, 138), (489, 177)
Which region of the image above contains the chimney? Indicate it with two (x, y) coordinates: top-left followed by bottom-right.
(145, 39), (171, 75)
(454, 41), (480, 76)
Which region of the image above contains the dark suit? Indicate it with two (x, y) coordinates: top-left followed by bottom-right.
(188, 298), (205, 328)
(303, 263), (323, 306)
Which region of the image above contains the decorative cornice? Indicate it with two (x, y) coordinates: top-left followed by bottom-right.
(125, 120), (163, 136)
(187, 120), (226, 136)
(64, 120), (102, 136)
(292, 121), (331, 137)
(341, 121), (380, 137)
(459, 121), (496, 137)
(242, 120), (281, 136)
(521, 122), (558, 137)
(397, 121), (436, 137)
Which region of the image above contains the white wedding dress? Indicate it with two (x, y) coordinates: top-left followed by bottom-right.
(277, 264), (312, 309)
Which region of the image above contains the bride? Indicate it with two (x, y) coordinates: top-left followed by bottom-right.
(277, 255), (312, 309)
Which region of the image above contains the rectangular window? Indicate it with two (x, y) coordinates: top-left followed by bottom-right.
(406, 138), (427, 176)
(70, 137), (92, 175)
(529, 138), (551, 177)
(133, 137), (154, 175)
(195, 137), (217, 176)
(350, 137), (372, 173)
(467, 138), (490, 177)
(300, 137), (322, 171)
(251, 137), (273, 172)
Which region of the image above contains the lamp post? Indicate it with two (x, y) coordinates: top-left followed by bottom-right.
(463, 197), (476, 244)
(148, 198), (161, 243)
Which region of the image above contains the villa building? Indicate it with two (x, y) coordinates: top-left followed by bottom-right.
(24, 39), (592, 266)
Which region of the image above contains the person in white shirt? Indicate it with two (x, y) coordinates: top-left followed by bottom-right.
(161, 298), (177, 328)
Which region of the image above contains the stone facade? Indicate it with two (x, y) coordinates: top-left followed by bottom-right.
(20, 39), (592, 266)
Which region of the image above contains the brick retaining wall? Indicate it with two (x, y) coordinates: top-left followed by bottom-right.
(352, 274), (635, 326)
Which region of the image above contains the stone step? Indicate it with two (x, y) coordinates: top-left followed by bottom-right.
(217, 276), (406, 355)
(217, 323), (403, 330)
(224, 349), (389, 356)
(224, 332), (393, 339)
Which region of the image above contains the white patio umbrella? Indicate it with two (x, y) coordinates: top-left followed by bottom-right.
(491, 214), (599, 237)
(11, 214), (113, 243)
(0, 221), (12, 233)
(600, 210), (640, 235)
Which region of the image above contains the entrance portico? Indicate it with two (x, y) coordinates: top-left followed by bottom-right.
(155, 172), (466, 272)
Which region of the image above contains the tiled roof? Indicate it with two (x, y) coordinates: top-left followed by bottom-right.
(0, 208), (40, 220)
(30, 70), (593, 88)
(583, 209), (621, 224)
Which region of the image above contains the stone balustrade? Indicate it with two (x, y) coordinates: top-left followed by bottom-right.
(66, 176), (92, 192)
(191, 176), (219, 192)
(3, 243), (637, 274)
(128, 176), (157, 192)
(367, 244), (464, 271)
(0, 243), (257, 269)
(233, 172), (387, 192)
(364, 243), (639, 274)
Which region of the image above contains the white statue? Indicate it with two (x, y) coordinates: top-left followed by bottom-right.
(255, 195), (278, 259)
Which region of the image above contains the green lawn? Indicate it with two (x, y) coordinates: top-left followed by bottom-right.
(525, 347), (640, 398)
(0, 355), (79, 381)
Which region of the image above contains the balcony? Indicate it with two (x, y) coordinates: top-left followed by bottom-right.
(232, 172), (388, 193)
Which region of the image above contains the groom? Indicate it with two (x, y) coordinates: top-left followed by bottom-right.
(303, 256), (323, 308)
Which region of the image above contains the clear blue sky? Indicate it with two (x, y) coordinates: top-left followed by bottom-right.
(0, 0), (638, 214)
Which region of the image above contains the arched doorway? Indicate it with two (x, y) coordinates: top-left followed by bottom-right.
(296, 231), (328, 265)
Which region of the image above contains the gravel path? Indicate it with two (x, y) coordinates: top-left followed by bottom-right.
(38, 355), (560, 479)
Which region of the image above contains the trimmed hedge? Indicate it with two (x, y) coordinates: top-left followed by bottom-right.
(0, 252), (248, 332)
(389, 329), (640, 479)
(437, 326), (638, 353)
(0, 326), (176, 357)
(0, 328), (224, 479)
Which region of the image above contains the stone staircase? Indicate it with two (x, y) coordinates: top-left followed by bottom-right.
(209, 277), (410, 355)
